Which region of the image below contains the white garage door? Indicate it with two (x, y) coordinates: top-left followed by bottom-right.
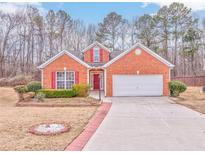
(113, 75), (163, 96)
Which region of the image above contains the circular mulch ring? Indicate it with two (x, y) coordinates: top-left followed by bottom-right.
(28, 122), (71, 136)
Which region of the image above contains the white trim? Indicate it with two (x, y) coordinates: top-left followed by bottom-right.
(64, 69), (67, 89)
(102, 43), (174, 68)
(168, 68), (171, 96)
(82, 41), (112, 53)
(56, 71), (75, 90)
(87, 69), (90, 85)
(169, 68), (171, 82)
(90, 73), (93, 90)
(100, 73), (104, 90)
(104, 68), (107, 96)
(41, 69), (43, 88)
(37, 50), (91, 69)
(55, 71), (58, 90)
(90, 72), (104, 90)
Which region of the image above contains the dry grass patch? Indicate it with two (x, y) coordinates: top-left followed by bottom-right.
(17, 97), (101, 107)
(0, 87), (98, 150)
(170, 87), (205, 114)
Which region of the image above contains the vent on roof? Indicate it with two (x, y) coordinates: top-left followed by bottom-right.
(135, 49), (141, 55)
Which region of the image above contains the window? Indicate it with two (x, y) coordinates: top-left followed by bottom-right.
(93, 47), (100, 62)
(66, 72), (75, 89)
(56, 72), (65, 89)
(56, 71), (75, 89)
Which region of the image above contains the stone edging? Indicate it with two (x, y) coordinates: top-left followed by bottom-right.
(28, 122), (71, 136)
(65, 102), (112, 151)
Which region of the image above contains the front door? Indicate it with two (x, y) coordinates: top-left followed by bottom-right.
(93, 74), (100, 90)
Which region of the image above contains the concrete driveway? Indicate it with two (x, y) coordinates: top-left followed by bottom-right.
(83, 97), (205, 150)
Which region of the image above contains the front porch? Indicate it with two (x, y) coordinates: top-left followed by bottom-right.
(88, 69), (104, 91)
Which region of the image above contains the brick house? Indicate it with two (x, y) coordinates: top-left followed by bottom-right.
(38, 42), (174, 96)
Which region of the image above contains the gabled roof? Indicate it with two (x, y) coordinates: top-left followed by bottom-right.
(110, 50), (123, 59)
(82, 41), (112, 53)
(67, 50), (83, 59)
(38, 42), (174, 69)
(37, 50), (91, 69)
(103, 43), (174, 68)
(86, 62), (106, 67)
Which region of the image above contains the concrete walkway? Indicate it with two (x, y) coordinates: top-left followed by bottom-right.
(83, 97), (205, 150)
(89, 91), (112, 103)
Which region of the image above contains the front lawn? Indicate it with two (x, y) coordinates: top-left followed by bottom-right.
(17, 97), (100, 107)
(170, 87), (205, 114)
(0, 87), (98, 150)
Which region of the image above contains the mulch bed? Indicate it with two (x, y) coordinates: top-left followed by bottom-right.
(16, 97), (101, 107)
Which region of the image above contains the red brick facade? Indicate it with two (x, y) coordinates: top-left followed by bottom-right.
(84, 46), (109, 63)
(42, 54), (87, 89)
(106, 47), (169, 96)
(40, 43), (172, 96)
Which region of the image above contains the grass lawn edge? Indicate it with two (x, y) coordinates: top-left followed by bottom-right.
(65, 102), (112, 151)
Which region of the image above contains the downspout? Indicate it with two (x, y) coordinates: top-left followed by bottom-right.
(104, 68), (107, 97)
(87, 68), (90, 86)
(41, 69), (43, 89)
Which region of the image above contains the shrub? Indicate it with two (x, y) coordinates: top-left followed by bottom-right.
(27, 81), (42, 92)
(35, 92), (46, 102)
(169, 80), (187, 97)
(37, 89), (75, 98)
(14, 85), (28, 101)
(14, 85), (28, 94)
(72, 84), (90, 97)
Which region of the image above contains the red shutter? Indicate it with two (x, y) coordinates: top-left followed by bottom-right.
(51, 72), (56, 89)
(90, 49), (93, 62)
(100, 48), (103, 62)
(75, 71), (79, 84)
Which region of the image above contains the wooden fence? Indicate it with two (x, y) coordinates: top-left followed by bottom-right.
(171, 76), (205, 86)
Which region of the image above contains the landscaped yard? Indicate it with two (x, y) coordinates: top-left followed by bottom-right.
(170, 87), (205, 114)
(0, 87), (98, 151)
(17, 97), (100, 107)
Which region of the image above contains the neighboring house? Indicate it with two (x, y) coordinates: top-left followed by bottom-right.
(38, 41), (174, 97)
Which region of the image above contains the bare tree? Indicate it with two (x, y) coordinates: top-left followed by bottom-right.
(96, 12), (123, 51)
(0, 2), (204, 80)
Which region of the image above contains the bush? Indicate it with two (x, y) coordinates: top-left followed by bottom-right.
(37, 89), (75, 98)
(169, 81), (187, 97)
(14, 85), (28, 94)
(72, 84), (90, 97)
(14, 85), (28, 101)
(27, 81), (42, 92)
(35, 92), (45, 102)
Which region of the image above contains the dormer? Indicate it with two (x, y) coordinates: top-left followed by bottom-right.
(83, 42), (111, 63)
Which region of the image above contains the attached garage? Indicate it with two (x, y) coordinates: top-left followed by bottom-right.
(103, 43), (174, 97)
(113, 75), (163, 96)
